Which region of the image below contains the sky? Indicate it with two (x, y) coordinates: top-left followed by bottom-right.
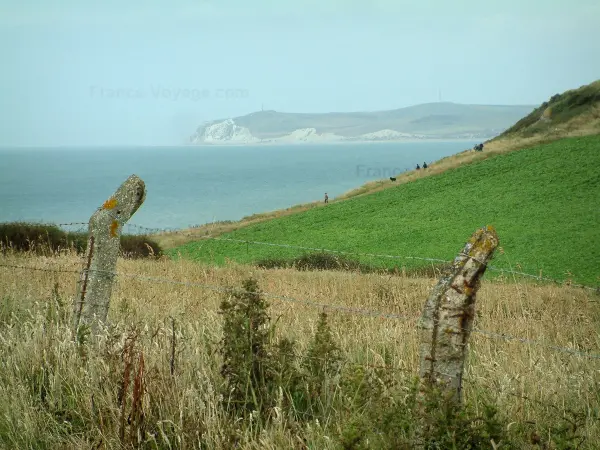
(1, 0), (599, 146)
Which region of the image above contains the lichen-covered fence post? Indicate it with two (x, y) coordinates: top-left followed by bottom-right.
(417, 225), (499, 404)
(73, 175), (146, 333)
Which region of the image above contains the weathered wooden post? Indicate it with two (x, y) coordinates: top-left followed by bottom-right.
(73, 175), (146, 333)
(417, 225), (498, 403)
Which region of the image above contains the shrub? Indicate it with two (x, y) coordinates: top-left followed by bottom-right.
(119, 234), (163, 259)
(255, 252), (365, 272)
(0, 222), (162, 258)
(0, 222), (83, 255)
(255, 251), (450, 278)
(300, 311), (342, 418)
(217, 278), (345, 426)
(219, 278), (276, 420)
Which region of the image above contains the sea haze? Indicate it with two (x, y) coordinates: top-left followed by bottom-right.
(0, 141), (478, 229)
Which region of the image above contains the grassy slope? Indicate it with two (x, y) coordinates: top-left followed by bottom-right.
(159, 80), (600, 250)
(500, 79), (600, 138)
(201, 102), (536, 139)
(172, 134), (600, 285)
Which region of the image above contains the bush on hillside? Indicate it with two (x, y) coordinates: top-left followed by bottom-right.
(0, 222), (84, 255)
(254, 251), (450, 278)
(119, 234), (163, 259)
(0, 222), (162, 259)
(255, 252), (367, 272)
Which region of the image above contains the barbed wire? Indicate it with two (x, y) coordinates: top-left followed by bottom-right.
(0, 262), (81, 274)
(67, 271), (600, 361)
(471, 328), (600, 359)
(486, 265), (597, 291)
(1, 261), (590, 416)
(148, 319), (598, 410)
(91, 270), (600, 360)
(125, 223), (599, 292)
(57, 222), (89, 227)
(1, 259), (593, 412)
(189, 236), (598, 292)
(2, 261), (599, 361)
(127, 223), (179, 234)
(45, 220), (600, 292)
(107, 269), (421, 323)
(56, 222), (153, 236)
(198, 235), (453, 264)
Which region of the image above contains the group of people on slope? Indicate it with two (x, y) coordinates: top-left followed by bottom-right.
(324, 160), (433, 204)
(323, 142), (486, 204)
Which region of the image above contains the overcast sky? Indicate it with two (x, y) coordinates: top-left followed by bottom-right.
(1, 0), (599, 146)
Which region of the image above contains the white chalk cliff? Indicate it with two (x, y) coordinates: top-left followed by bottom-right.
(189, 119), (433, 145)
(350, 129), (426, 140)
(188, 103), (534, 145)
(275, 128), (345, 143)
(190, 119), (259, 144)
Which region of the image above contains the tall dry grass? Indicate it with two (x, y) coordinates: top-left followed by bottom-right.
(1, 250), (599, 448)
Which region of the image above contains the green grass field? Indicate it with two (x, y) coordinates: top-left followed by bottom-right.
(172, 135), (600, 285)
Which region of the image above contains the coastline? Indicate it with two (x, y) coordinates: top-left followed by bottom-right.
(185, 137), (487, 147)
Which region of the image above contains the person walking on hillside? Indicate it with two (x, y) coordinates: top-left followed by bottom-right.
(423, 162), (428, 169)
(416, 164), (420, 170)
(324, 193), (329, 204)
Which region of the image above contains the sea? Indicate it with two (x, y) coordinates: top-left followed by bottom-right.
(0, 141), (478, 230)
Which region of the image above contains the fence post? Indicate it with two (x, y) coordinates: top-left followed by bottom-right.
(417, 225), (498, 404)
(73, 175), (146, 333)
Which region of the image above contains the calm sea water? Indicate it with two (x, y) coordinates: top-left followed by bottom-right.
(0, 141), (477, 230)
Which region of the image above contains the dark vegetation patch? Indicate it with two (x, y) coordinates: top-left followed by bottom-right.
(0, 222), (162, 259)
(254, 252), (450, 278)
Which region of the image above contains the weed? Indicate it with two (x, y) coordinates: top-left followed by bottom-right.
(219, 278), (276, 421)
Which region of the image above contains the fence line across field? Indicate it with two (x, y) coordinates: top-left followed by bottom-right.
(56, 221), (600, 292)
(2, 261), (600, 361)
(0, 262), (421, 323)
(99, 268), (600, 361)
(123, 222), (600, 292)
(189, 235), (599, 291)
(2, 259), (586, 415)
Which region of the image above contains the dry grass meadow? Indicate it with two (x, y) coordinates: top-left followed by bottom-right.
(1, 248), (599, 448)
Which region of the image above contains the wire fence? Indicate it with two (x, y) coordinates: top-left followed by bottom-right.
(54, 221), (600, 293)
(1, 261), (599, 362)
(3, 220), (599, 364)
(2, 258), (599, 419)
